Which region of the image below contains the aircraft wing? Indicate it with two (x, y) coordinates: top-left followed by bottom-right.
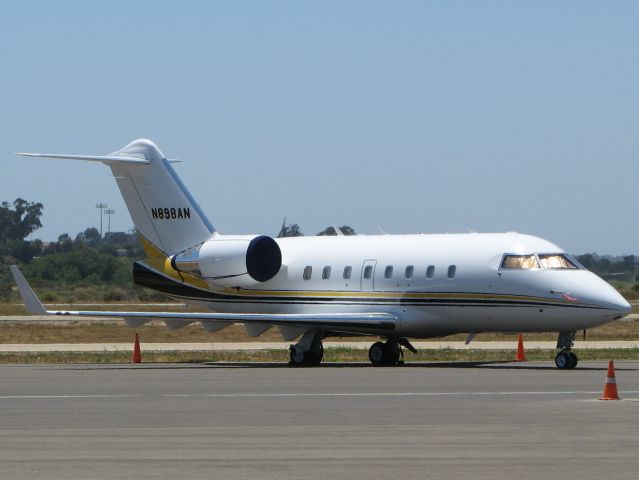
(10, 266), (397, 335)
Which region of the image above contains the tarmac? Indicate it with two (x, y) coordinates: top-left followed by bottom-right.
(0, 361), (638, 479)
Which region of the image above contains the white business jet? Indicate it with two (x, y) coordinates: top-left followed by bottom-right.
(11, 139), (631, 368)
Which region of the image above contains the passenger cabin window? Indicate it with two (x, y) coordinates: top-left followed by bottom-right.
(303, 266), (312, 280)
(501, 255), (540, 270)
(343, 266), (352, 280)
(363, 265), (373, 279)
(384, 266), (393, 279)
(447, 265), (456, 278)
(539, 254), (578, 270)
(426, 265), (435, 279)
(322, 266), (331, 280)
(405, 265), (414, 279)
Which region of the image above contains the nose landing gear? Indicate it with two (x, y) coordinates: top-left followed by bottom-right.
(555, 331), (578, 369)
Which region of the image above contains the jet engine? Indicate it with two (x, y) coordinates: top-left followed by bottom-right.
(170, 235), (282, 287)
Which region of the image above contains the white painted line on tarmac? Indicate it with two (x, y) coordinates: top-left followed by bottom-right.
(2, 390), (639, 400)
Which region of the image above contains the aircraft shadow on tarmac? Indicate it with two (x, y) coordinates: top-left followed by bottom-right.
(56, 361), (635, 371)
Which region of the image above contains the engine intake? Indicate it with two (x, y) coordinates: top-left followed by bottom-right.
(245, 235), (282, 282)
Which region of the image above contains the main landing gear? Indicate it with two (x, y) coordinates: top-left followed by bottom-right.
(555, 331), (578, 370)
(289, 332), (417, 367)
(368, 338), (416, 366)
(289, 330), (324, 367)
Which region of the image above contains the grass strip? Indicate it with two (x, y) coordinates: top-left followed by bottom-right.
(1, 347), (638, 364)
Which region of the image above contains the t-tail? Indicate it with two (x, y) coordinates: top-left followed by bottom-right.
(16, 139), (216, 256)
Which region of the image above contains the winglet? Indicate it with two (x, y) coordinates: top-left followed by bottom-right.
(9, 266), (48, 315)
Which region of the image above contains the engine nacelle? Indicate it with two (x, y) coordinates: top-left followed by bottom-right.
(170, 235), (282, 287)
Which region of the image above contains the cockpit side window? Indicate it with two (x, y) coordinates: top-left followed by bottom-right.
(538, 254), (578, 270)
(501, 255), (540, 270)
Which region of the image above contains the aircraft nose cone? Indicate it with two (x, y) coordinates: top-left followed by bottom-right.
(603, 289), (631, 316)
(616, 298), (632, 316)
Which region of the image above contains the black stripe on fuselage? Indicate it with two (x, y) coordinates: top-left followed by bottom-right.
(132, 262), (607, 310)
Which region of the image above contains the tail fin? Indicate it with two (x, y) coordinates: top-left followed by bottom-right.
(16, 139), (215, 255)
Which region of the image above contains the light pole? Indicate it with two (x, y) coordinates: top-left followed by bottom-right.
(96, 203), (108, 237)
(105, 209), (116, 234)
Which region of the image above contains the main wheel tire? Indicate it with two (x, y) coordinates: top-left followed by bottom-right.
(306, 343), (324, 366)
(289, 344), (323, 367)
(369, 342), (386, 365)
(385, 343), (401, 365)
(289, 346), (306, 366)
(568, 352), (578, 369)
(555, 351), (570, 369)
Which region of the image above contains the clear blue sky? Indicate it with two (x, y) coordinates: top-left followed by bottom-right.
(2, 1), (638, 254)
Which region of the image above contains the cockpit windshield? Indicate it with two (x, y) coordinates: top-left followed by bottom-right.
(501, 253), (580, 270)
(501, 255), (540, 269)
(538, 254), (578, 270)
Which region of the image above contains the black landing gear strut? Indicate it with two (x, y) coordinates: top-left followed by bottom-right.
(555, 331), (578, 369)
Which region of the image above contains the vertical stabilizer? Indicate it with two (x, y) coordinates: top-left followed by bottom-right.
(16, 139), (216, 255)
(108, 139), (215, 255)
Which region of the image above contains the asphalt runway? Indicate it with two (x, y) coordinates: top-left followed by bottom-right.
(1, 362), (638, 480)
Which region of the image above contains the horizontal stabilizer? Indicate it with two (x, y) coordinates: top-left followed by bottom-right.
(15, 153), (180, 164)
(15, 152), (150, 164)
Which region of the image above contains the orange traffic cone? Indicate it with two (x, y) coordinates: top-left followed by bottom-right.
(600, 360), (619, 400)
(132, 332), (142, 363)
(515, 334), (526, 362)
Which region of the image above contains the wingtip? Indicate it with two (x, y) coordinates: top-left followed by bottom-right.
(9, 265), (47, 315)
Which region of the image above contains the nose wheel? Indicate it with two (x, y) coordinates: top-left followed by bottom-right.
(555, 350), (578, 369)
(555, 331), (578, 369)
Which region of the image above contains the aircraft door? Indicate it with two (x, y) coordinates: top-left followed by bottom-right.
(361, 260), (377, 292)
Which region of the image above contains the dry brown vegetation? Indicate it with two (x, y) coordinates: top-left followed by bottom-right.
(0, 319), (638, 344)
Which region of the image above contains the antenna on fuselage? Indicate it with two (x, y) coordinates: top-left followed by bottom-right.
(377, 224), (390, 235)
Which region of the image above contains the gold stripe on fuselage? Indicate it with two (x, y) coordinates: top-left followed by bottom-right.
(137, 232), (586, 308)
(137, 232), (209, 290)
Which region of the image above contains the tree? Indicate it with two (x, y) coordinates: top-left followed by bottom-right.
(277, 218), (304, 237)
(25, 249), (121, 284)
(74, 227), (101, 248)
(0, 198), (44, 263)
(575, 253), (597, 270)
(317, 225), (357, 236)
(0, 198), (43, 242)
(622, 255), (636, 272)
